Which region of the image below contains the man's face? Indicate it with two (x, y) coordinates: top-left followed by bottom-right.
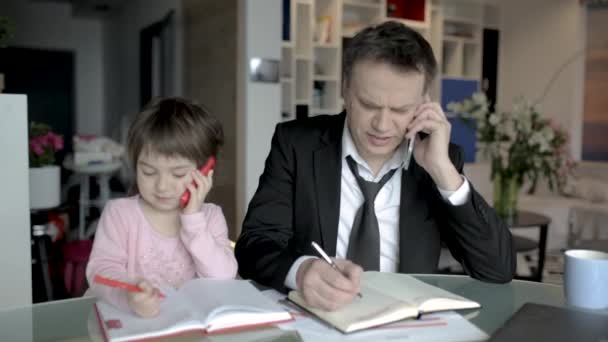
(136, 147), (197, 212)
(344, 60), (426, 167)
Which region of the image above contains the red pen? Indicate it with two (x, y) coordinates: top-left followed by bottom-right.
(94, 275), (166, 299)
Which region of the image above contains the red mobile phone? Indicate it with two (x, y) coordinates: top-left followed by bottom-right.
(180, 156), (216, 207)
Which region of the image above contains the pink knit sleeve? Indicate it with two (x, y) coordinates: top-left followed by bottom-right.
(179, 204), (238, 279)
(85, 200), (132, 311)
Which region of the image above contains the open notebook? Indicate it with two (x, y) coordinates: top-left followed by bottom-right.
(288, 272), (480, 333)
(94, 279), (293, 342)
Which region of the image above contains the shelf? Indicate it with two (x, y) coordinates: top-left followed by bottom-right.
(442, 38), (463, 77)
(441, 75), (480, 81)
(295, 1), (313, 56)
(295, 54), (313, 60)
(314, 43), (340, 48)
(296, 60), (312, 101)
(295, 99), (310, 105)
(281, 45), (293, 79)
(343, 0), (381, 10)
(281, 0), (487, 125)
(342, 28), (360, 38)
(443, 35), (479, 44)
(443, 15), (481, 26)
(282, 81), (293, 115)
(463, 42), (481, 79)
(384, 17), (429, 30)
(313, 46), (339, 79)
(313, 75), (339, 81)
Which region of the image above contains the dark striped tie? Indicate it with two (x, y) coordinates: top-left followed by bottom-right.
(345, 156), (397, 271)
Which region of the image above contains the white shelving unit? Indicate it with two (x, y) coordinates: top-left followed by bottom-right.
(281, 0), (490, 120)
(342, 0), (382, 38)
(441, 16), (482, 79)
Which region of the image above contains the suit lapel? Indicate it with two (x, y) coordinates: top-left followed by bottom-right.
(313, 113), (345, 256)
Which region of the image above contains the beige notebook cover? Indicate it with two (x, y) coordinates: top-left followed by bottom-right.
(288, 272), (480, 333)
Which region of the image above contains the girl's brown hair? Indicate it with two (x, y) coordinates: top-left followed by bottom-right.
(127, 97), (224, 173)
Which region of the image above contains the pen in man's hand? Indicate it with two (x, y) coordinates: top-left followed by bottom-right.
(311, 241), (363, 298)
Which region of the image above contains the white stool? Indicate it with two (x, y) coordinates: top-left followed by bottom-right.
(63, 155), (123, 239)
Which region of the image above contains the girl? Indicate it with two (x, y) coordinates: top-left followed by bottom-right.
(86, 97), (237, 318)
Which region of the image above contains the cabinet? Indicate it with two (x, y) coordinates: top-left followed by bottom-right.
(281, 0), (495, 126)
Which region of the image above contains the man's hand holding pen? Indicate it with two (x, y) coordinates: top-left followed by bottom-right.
(295, 249), (363, 311)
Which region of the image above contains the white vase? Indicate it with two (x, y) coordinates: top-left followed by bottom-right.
(29, 165), (61, 210)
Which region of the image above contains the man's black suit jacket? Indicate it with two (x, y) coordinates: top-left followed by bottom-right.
(235, 112), (515, 292)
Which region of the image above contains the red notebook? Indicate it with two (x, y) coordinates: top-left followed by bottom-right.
(94, 279), (293, 342)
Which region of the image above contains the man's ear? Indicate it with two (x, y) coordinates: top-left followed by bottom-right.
(342, 81), (350, 111)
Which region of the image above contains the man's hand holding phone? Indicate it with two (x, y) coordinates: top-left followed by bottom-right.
(405, 95), (462, 191)
(181, 157), (215, 214)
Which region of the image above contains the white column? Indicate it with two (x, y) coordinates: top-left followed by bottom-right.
(236, 0), (282, 232)
(0, 94), (32, 309)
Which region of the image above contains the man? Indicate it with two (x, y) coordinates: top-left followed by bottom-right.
(235, 21), (515, 311)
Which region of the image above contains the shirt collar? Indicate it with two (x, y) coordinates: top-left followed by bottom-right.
(341, 121), (407, 177)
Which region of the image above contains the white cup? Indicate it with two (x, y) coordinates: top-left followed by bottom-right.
(564, 249), (608, 310)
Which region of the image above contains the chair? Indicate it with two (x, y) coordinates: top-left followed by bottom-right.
(62, 155), (123, 240)
(568, 205), (608, 252)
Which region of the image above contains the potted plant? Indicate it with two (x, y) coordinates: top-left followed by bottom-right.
(0, 16), (14, 47)
(0, 16), (15, 93)
(29, 122), (64, 209)
(448, 93), (574, 220)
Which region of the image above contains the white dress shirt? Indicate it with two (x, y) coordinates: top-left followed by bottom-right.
(284, 123), (471, 289)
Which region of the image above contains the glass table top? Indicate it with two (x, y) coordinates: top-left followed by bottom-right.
(0, 275), (566, 341)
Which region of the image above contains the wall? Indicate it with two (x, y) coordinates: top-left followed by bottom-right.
(103, 0), (184, 140)
(2, 0), (105, 135)
(237, 0), (282, 234)
(0, 95), (32, 309)
(182, 0), (281, 238)
(183, 1), (239, 238)
(581, 8), (608, 160)
(497, 0), (586, 159)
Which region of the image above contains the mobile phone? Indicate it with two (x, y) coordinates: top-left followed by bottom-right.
(179, 156), (216, 207)
(403, 137), (415, 170)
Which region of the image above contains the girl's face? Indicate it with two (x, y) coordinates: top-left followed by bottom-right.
(136, 148), (197, 212)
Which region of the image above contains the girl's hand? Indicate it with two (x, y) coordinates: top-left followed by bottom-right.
(127, 280), (162, 318)
(182, 169), (213, 215)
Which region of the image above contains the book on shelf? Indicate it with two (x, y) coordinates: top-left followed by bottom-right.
(94, 278), (293, 342)
(314, 16), (332, 44)
(288, 272), (480, 334)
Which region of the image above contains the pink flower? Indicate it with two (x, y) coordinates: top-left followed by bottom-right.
(37, 133), (49, 147)
(566, 159), (574, 168)
(29, 140), (45, 156)
(47, 132), (64, 151)
(549, 118), (561, 131)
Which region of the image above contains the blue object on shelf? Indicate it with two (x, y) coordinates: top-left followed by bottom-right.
(441, 78), (479, 162)
(448, 117), (477, 163)
(283, 0), (290, 41)
(441, 78), (479, 109)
